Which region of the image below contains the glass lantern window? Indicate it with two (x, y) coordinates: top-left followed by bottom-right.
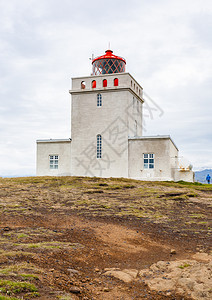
(92, 59), (125, 75)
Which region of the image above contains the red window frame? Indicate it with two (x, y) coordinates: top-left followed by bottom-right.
(103, 79), (107, 87)
(92, 80), (96, 88)
(114, 78), (118, 86)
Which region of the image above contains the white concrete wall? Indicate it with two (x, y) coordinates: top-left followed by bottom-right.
(70, 90), (129, 177)
(169, 141), (194, 182)
(175, 170), (194, 182)
(169, 139), (179, 181)
(71, 72), (143, 100)
(36, 140), (71, 176)
(70, 73), (143, 178)
(128, 137), (178, 181)
(128, 96), (143, 137)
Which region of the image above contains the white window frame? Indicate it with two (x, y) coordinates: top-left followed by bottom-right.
(97, 135), (102, 158)
(49, 155), (59, 169)
(97, 94), (102, 107)
(143, 153), (154, 169)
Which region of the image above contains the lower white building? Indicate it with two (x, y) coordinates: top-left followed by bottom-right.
(36, 49), (193, 182)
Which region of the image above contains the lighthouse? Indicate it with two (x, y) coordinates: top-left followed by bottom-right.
(69, 48), (143, 178)
(36, 49), (193, 182)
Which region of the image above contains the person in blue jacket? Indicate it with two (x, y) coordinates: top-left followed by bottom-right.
(206, 174), (211, 184)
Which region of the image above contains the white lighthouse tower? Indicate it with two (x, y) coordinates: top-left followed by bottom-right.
(70, 49), (143, 178)
(36, 49), (193, 182)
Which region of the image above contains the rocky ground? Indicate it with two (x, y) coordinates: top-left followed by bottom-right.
(0, 176), (211, 299)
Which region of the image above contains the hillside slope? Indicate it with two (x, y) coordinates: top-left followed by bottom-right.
(195, 169), (212, 183)
(0, 177), (211, 299)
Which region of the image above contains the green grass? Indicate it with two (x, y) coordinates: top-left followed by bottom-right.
(106, 185), (121, 190)
(19, 274), (39, 280)
(187, 192), (199, 197)
(176, 180), (203, 186)
(0, 296), (19, 300)
(57, 295), (74, 300)
(171, 195), (189, 201)
(178, 263), (191, 269)
(17, 233), (28, 239)
(85, 190), (104, 194)
(13, 241), (83, 250)
(0, 280), (37, 294)
(0, 251), (34, 259)
(123, 184), (136, 189)
(189, 213), (205, 219)
(0, 263), (42, 276)
(24, 292), (40, 298)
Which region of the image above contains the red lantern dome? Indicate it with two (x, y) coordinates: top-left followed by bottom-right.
(92, 49), (126, 75)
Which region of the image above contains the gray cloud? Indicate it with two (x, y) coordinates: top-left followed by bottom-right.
(0, 0), (212, 176)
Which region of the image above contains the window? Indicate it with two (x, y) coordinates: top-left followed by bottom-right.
(144, 153), (154, 169)
(133, 97), (136, 114)
(103, 79), (107, 87)
(114, 78), (118, 86)
(49, 155), (59, 169)
(97, 135), (102, 158)
(97, 93), (102, 106)
(92, 80), (96, 88)
(134, 120), (137, 136)
(81, 81), (86, 89)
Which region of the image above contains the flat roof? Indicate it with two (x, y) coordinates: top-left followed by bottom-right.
(36, 138), (72, 143)
(128, 135), (178, 151)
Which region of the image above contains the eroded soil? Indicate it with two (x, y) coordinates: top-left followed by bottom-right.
(0, 176), (211, 299)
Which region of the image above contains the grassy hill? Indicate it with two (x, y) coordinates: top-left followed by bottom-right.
(0, 176), (211, 299)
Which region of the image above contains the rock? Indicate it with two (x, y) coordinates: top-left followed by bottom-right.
(69, 286), (81, 294)
(67, 268), (80, 275)
(104, 267), (120, 271)
(170, 249), (176, 254)
(95, 268), (100, 272)
(122, 269), (138, 279)
(103, 287), (110, 292)
(103, 269), (138, 283)
(192, 253), (211, 262)
(3, 226), (11, 231)
(138, 256), (212, 300)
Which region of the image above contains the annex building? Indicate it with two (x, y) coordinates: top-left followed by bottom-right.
(36, 49), (193, 182)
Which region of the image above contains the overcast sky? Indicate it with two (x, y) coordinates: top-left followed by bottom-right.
(0, 0), (212, 176)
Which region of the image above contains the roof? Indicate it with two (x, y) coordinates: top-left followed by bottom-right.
(128, 135), (178, 151)
(36, 139), (72, 143)
(92, 49), (126, 64)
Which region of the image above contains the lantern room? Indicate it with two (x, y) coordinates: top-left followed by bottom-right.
(92, 49), (126, 75)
